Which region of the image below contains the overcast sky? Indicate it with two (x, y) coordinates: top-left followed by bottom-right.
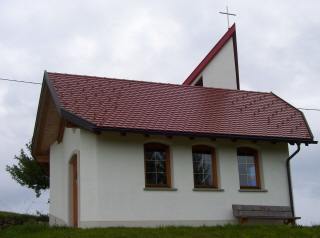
(0, 0), (319, 226)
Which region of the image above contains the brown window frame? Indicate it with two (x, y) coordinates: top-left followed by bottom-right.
(237, 147), (261, 189)
(192, 145), (218, 189)
(144, 142), (171, 188)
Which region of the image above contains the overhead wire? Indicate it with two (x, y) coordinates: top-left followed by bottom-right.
(297, 108), (320, 111)
(0, 77), (41, 85)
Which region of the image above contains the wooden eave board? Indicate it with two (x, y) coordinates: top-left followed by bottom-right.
(33, 83), (63, 159)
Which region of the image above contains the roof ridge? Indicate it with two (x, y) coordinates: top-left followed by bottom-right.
(47, 72), (128, 81)
(47, 71), (270, 95)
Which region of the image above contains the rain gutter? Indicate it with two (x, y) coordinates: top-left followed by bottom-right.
(286, 142), (301, 217)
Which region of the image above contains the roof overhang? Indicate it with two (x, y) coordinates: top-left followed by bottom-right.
(93, 127), (318, 145)
(31, 72), (100, 174)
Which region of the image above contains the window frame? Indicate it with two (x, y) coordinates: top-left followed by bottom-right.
(144, 142), (171, 188)
(192, 145), (218, 189)
(237, 147), (261, 189)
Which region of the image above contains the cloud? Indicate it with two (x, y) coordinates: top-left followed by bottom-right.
(0, 87), (8, 116)
(294, 186), (320, 226)
(0, 0), (319, 225)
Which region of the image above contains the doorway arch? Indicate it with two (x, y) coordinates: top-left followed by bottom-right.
(69, 152), (79, 227)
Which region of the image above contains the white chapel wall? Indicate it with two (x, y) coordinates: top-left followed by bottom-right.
(191, 38), (237, 90)
(72, 131), (290, 228)
(49, 127), (81, 226)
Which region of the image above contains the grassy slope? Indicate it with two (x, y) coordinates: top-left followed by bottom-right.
(1, 223), (320, 238)
(0, 211), (20, 217)
(1, 212), (319, 238)
(0, 211), (48, 222)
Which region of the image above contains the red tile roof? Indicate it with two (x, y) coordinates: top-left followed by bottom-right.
(45, 72), (314, 143)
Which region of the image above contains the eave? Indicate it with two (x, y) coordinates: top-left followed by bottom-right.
(31, 79), (60, 174)
(31, 72), (99, 175)
(93, 127), (317, 145)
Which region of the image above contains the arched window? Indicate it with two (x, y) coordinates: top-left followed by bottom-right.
(144, 143), (171, 188)
(192, 145), (218, 188)
(237, 147), (261, 189)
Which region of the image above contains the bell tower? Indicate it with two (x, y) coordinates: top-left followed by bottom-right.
(182, 24), (240, 90)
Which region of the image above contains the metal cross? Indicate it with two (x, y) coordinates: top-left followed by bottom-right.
(219, 6), (236, 29)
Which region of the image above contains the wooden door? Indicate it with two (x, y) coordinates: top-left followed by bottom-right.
(73, 158), (78, 227)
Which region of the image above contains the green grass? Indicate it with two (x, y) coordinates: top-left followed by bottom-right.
(1, 212), (319, 238)
(1, 223), (320, 238)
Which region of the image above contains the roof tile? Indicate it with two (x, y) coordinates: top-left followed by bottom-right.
(47, 72), (314, 141)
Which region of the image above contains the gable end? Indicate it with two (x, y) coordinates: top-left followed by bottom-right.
(183, 24), (240, 89)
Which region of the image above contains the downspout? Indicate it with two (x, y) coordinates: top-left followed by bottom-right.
(286, 142), (301, 217)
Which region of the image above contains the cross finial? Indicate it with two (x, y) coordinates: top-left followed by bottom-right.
(219, 6), (236, 29)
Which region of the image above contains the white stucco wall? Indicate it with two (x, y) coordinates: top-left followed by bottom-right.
(191, 38), (237, 90)
(49, 128), (81, 226)
(50, 129), (291, 227)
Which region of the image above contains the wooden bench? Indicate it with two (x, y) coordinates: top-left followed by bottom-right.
(232, 204), (301, 225)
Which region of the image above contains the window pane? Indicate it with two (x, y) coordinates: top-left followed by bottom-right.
(248, 165), (257, 186)
(246, 154), (255, 164)
(239, 174), (248, 186)
(237, 154), (246, 163)
(238, 164), (247, 174)
(194, 174), (203, 186)
(193, 149), (214, 187)
(146, 161), (155, 172)
(156, 160), (166, 173)
(202, 153), (212, 163)
(157, 173), (167, 184)
(193, 161), (203, 173)
(155, 151), (166, 161)
(146, 173), (156, 184)
(193, 153), (202, 162)
(237, 150), (258, 188)
(146, 150), (155, 160)
(203, 162), (212, 174)
(204, 173), (214, 185)
(145, 146), (168, 186)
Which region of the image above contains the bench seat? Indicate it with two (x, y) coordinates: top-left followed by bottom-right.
(232, 204), (301, 225)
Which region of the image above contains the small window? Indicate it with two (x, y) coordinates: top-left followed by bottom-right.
(194, 77), (203, 86)
(192, 145), (218, 188)
(144, 143), (171, 188)
(237, 147), (261, 189)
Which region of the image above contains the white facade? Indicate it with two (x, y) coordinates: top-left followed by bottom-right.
(190, 38), (238, 90)
(49, 128), (291, 228)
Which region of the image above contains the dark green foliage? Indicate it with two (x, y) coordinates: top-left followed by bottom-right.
(5, 141), (49, 198)
(0, 211), (49, 222)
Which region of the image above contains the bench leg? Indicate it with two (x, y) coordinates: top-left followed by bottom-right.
(284, 219), (295, 225)
(239, 218), (249, 226)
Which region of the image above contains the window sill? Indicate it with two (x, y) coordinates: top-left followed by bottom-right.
(193, 189), (224, 192)
(143, 188), (178, 191)
(238, 189), (268, 192)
